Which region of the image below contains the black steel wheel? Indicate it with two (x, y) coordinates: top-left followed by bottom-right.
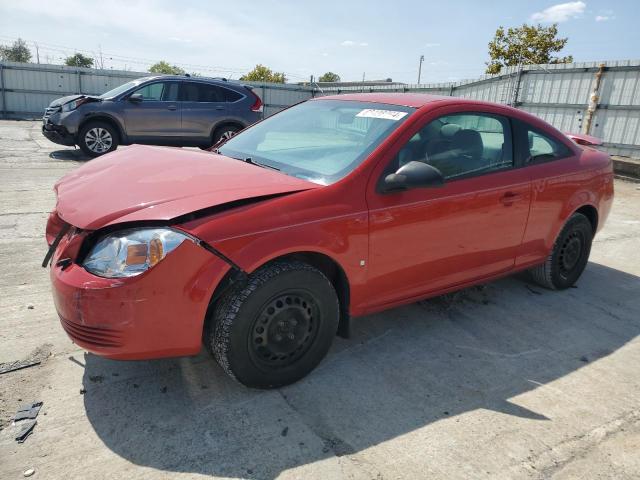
(207, 261), (339, 388)
(528, 212), (593, 290)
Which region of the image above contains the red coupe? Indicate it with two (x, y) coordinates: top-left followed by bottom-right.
(45, 94), (614, 388)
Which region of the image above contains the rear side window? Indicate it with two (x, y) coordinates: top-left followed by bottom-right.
(525, 128), (572, 163)
(224, 88), (243, 102)
(133, 82), (178, 101)
(180, 82), (243, 102)
(391, 112), (513, 180)
(181, 83), (223, 102)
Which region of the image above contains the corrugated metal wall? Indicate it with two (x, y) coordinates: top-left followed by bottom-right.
(0, 61), (315, 119)
(2, 60), (639, 157)
(317, 60), (640, 158)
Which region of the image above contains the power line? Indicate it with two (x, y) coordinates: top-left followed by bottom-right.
(0, 35), (308, 80)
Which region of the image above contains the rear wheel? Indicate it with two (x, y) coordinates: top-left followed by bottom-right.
(213, 125), (240, 144)
(207, 261), (339, 388)
(528, 212), (593, 290)
(78, 121), (119, 157)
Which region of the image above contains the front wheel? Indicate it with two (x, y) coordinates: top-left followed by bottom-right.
(78, 121), (119, 157)
(207, 261), (339, 388)
(528, 212), (593, 290)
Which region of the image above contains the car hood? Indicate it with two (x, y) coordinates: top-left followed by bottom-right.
(49, 94), (101, 108)
(54, 145), (319, 230)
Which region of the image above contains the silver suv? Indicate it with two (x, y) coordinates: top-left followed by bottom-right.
(42, 75), (263, 157)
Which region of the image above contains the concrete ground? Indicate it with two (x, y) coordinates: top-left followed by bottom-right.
(0, 119), (639, 480)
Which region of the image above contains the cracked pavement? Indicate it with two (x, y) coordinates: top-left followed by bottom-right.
(0, 120), (639, 479)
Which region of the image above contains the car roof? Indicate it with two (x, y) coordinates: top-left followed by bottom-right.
(138, 75), (244, 85)
(313, 92), (522, 112)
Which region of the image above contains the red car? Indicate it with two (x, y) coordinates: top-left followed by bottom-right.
(45, 94), (614, 388)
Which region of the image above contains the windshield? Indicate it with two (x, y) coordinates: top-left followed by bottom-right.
(99, 80), (143, 99)
(219, 100), (415, 185)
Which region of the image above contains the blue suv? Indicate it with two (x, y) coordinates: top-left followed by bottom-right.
(42, 75), (263, 157)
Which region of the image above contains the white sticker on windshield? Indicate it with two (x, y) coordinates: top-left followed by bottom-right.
(356, 109), (408, 121)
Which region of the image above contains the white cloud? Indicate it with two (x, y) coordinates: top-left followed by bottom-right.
(321, 52), (329, 57)
(530, 1), (586, 23)
(341, 40), (368, 47)
(595, 15), (614, 21)
(424, 43), (440, 48)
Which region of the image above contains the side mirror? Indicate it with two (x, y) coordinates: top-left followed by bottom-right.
(380, 161), (444, 193)
(128, 93), (143, 103)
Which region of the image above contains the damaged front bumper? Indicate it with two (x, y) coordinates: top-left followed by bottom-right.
(48, 223), (231, 360)
(42, 123), (76, 146)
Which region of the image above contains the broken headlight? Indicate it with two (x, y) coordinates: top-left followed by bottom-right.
(83, 228), (193, 278)
(61, 97), (90, 112)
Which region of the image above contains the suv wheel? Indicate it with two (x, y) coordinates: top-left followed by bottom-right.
(78, 121), (119, 157)
(207, 261), (339, 388)
(213, 125), (240, 145)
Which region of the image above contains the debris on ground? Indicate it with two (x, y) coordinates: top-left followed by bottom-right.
(15, 419), (37, 443)
(281, 426), (289, 437)
(88, 375), (104, 383)
(0, 344), (52, 375)
(23, 468), (35, 477)
(14, 402), (43, 421)
(12, 401), (43, 443)
(79, 388), (86, 395)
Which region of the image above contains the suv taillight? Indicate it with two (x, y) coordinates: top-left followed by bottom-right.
(249, 90), (263, 113)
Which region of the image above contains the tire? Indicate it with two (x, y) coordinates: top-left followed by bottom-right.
(78, 121), (119, 157)
(528, 212), (593, 290)
(212, 125), (240, 145)
(207, 261), (339, 388)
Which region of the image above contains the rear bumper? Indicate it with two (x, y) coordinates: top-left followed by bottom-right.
(42, 124), (76, 146)
(50, 238), (231, 360)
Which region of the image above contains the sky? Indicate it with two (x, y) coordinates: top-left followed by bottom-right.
(0, 0), (637, 84)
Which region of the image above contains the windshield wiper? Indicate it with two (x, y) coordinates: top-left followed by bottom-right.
(244, 157), (280, 171)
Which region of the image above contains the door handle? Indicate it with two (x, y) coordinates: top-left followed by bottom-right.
(500, 192), (523, 205)
(167, 105), (177, 111)
(215, 106), (225, 110)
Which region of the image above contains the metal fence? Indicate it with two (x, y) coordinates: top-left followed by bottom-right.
(317, 60), (640, 158)
(0, 61), (313, 119)
(1, 59), (639, 158)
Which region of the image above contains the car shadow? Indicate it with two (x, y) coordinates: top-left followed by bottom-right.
(81, 262), (640, 479)
(49, 149), (90, 161)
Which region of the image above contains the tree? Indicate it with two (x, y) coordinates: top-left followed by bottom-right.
(64, 53), (94, 68)
(0, 38), (32, 63)
(148, 61), (185, 75)
(486, 23), (573, 74)
(240, 64), (286, 83)
(319, 72), (340, 82)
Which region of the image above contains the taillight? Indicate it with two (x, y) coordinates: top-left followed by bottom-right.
(249, 91), (263, 113)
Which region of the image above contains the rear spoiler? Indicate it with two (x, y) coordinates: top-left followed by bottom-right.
(565, 132), (604, 147)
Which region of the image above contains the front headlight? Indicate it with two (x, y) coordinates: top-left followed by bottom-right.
(61, 100), (79, 113)
(83, 228), (193, 278)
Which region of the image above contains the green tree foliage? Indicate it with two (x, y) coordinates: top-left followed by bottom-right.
(319, 72), (341, 82)
(0, 38), (32, 63)
(64, 53), (94, 68)
(240, 64), (286, 83)
(486, 23), (573, 74)
(148, 61), (185, 75)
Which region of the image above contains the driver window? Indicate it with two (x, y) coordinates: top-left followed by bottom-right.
(392, 112), (513, 180)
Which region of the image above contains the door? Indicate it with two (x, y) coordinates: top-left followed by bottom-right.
(365, 110), (532, 310)
(122, 81), (181, 139)
(179, 82), (229, 139)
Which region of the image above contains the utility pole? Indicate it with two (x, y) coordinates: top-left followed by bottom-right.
(34, 42), (40, 64)
(417, 54), (425, 84)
